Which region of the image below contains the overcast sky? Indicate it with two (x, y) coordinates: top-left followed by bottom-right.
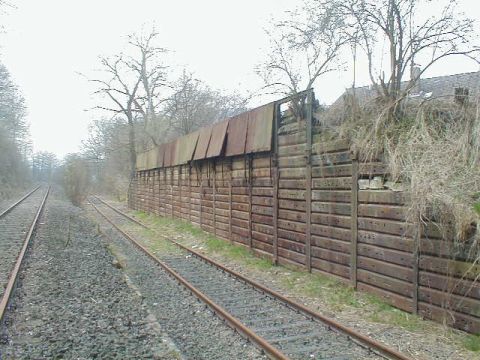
(1, 0), (479, 158)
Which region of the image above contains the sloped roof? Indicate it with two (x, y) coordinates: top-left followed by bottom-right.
(330, 71), (480, 109)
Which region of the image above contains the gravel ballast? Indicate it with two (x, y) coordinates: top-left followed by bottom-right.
(88, 201), (266, 360)
(0, 189), (181, 359)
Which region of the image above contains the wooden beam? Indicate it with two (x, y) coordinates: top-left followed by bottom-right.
(350, 154), (359, 288)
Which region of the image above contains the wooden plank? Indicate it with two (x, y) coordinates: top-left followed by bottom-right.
(312, 190), (351, 202)
(419, 255), (480, 281)
(357, 217), (412, 236)
(311, 151), (351, 166)
(418, 302), (480, 334)
(419, 271), (480, 300)
(357, 269), (413, 297)
(311, 258), (350, 279)
(252, 205), (273, 216)
(312, 177), (352, 190)
(311, 224), (351, 242)
(312, 164), (352, 178)
(311, 213), (351, 229)
(278, 209), (306, 222)
(278, 189), (305, 200)
(279, 179), (306, 189)
(357, 283), (413, 313)
(358, 230), (414, 252)
(278, 143), (305, 157)
(311, 247), (350, 266)
(419, 286), (480, 318)
(358, 256), (413, 282)
(311, 235), (350, 254)
(311, 202), (351, 215)
(358, 190), (408, 205)
(311, 139), (349, 154)
(357, 243), (413, 267)
(279, 168), (307, 179)
(279, 199), (306, 212)
(358, 204), (406, 221)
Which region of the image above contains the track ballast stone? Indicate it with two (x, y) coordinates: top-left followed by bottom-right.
(89, 203), (266, 360)
(0, 190), (181, 359)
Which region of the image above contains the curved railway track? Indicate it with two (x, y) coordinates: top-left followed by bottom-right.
(90, 196), (411, 360)
(0, 186), (50, 323)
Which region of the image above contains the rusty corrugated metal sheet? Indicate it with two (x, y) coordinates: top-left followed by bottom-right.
(206, 119), (229, 158)
(225, 113), (248, 156)
(245, 102), (274, 154)
(164, 140), (177, 167)
(178, 131), (200, 164)
(157, 144), (166, 168)
(146, 147), (158, 169)
(193, 126), (212, 161)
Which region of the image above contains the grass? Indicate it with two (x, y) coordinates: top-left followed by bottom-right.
(464, 334), (480, 352)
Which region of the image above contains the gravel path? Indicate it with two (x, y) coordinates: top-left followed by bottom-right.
(87, 202), (266, 360)
(0, 189), (181, 359)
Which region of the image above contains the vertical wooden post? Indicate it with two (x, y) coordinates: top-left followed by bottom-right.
(171, 167), (174, 218)
(179, 166), (182, 220)
(350, 153), (359, 288)
(272, 103), (280, 265)
(413, 223), (420, 313)
(188, 164), (192, 222)
(163, 169), (166, 217)
(213, 160), (217, 237)
(229, 159), (233, 243)
(247, 154), (253, 249)
(305, 90), (313, 272)
(199, 162), (203, 230)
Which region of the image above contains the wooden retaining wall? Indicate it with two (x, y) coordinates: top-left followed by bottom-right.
(129, 103), (479, 335)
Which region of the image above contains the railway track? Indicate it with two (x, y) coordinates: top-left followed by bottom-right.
(0, 186), (50, 323)
(90, 196), (411, 360)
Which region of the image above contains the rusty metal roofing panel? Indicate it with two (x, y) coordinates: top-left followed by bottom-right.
(206, 119), (229, 158)
(245, 102), (274, 154)
(164, 140), (177, 167)
(146, 148), (159, 169)
(157, 144), (166, 168)
(176, 131), (200, 164)
(225, 112), (248, 156)
(193, 126), (213, 161)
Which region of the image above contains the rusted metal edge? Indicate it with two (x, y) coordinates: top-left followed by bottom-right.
(95, 196), (412, 360)
(0, 185), (41, 218)
(0, 186), (50, 323)
(90, 200), (288, 360)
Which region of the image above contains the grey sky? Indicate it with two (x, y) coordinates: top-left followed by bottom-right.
(1, 0), (479, 158)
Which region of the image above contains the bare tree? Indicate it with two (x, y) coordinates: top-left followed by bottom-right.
(257, 0), (349, 96)
(89, 28), (169, 177)
(340, 0), (479, 116)
(165, 70), (248, 136)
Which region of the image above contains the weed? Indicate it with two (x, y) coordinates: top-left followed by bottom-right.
(463, 334), (480, 352)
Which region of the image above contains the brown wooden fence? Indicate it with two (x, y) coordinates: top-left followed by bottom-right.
(128, 91), (480, 334)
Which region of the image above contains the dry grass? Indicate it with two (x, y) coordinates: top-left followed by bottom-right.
(328, 95), (480, 254)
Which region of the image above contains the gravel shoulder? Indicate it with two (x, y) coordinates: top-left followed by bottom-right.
(107, 197), (480, 360)
(0, 189), (181, 359)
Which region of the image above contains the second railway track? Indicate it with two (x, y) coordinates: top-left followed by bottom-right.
(0, 186), (50, 322)
(90, 196), (411, 360)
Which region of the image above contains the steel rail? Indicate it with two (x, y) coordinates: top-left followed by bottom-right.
(89, 200), (288, 360)
(0, 186), (50, 323)
(0, 185), (41, 219)
(93, 196), (412, 360)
